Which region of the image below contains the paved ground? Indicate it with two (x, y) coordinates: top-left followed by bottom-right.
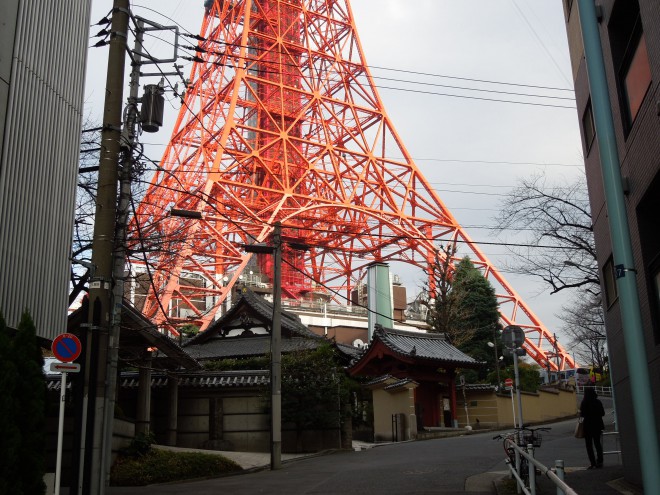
(103, 433), (644, 495)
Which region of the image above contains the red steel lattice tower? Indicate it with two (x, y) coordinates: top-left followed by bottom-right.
(131, 0), (574, 370)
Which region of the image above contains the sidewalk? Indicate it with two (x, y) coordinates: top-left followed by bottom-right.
(153, 444), (314, 471)
(492, 460), (643, 495)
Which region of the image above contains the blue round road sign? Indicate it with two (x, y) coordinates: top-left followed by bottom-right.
(52, 333), (82, 363)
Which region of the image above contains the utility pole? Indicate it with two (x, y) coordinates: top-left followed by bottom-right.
(242, 222), (284, 470)
(98, 16), (145, 489)
(78, 1), (130, 493)
(271, 222), (282, 470)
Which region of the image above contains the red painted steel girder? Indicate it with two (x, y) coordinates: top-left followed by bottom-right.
(129, 0), (574, 371)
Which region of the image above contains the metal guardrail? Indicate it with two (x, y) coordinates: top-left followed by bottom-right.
(603, 431), (622, 461)
(575, 385), (612, 396)
(505, 439), (579, 495)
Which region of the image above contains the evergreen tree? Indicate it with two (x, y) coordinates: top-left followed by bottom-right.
(451, 257), (501, 381)
(424, 245), (476, 347)
(281, 344), (350, 450)
(486, 361), (542, 393)
(0, 313), (21, 495)
(12, 311), (47, 495)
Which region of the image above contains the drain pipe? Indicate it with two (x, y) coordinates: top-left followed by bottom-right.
(577, 1), (660, 492)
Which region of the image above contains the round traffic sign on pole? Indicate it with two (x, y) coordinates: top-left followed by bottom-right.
(52, 333), (82, 363)
(502, 325), (525, 348)
(504, 378), (514, 389)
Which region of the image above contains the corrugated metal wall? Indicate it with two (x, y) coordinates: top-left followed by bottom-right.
(0, 0), (91, 340)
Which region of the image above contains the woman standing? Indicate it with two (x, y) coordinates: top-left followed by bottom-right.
(580, 387), (605, 468)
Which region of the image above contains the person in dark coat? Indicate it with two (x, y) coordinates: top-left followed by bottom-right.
(580, 387), (605, 468)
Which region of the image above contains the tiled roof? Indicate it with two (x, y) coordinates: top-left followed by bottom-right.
(185, 336), (321, 360)
(384, 378), (418, 391)
(67, 298), (201, 371)
(121, 370), (269, 388)
(364, 374), (396, 387)
(120, 301), (201, 370)
(334, 341), (364, 361)
(46, 370), (270, 391)
(458, 383), (497, 392)
(374, 325), (480, 366)
(185, 288), (319, 346)
(363, 374), (418, 391)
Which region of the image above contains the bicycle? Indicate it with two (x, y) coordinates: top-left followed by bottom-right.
(493, 426), (551, 489)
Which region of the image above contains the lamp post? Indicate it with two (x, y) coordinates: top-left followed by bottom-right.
(270, 224), (282, 470)
(487, 341), (501, 387)
(171, 209), (281, 465)
(488, 325), (501, 387)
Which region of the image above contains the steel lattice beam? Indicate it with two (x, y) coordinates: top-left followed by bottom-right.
(129, 0), (575, 371)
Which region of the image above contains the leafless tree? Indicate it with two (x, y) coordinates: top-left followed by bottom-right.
(495, 172), (606, 367)
(69, 118), (101, 305)
(495, 172), (599, 295)
(559, 294), (608, 371)
(69, 120), (206, 317)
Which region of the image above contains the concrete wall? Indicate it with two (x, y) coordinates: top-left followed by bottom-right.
(45, 416), (133, 486)
(372, 386), (417, 442)
(150, 389), (341, 453)
(455, 387), (577, 429)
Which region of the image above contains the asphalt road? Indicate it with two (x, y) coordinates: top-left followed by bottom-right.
(107, 399), (618, 495)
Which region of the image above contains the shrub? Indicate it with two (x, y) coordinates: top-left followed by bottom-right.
(110, 448), (242, 486)
(122, 431), (156, 457)
(0, 310), (46, 495)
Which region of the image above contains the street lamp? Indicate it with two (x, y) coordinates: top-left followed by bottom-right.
(487, 341), (501, 387)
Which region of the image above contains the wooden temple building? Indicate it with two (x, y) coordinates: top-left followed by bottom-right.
(349, 325), (481, 441)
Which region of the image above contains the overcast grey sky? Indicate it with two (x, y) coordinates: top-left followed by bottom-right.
(85, 1), (584, 349)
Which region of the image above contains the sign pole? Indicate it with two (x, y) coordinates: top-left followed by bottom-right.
(513, 350), (524, 429)
(54, 371), (67, 495)
(505, 378), (516, 427)
(50, 333), (82, 495)
(510, 388), (516, 427)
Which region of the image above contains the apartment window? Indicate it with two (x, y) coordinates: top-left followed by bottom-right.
(651, 263), (660, 340)
(603, 257), (618, 308)
(608, 0), (651, 132)
(622, 34), (652, 124)
(637, 174), (660, 341)
(582, 100), (596, 154)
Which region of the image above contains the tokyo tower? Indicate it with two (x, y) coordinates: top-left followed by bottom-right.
(130, 0), (574, 370)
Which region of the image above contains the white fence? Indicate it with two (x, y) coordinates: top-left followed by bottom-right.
(575, 385), (612, 396)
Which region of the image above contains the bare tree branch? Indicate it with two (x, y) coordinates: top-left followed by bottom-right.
(494, 172), (599, 296)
